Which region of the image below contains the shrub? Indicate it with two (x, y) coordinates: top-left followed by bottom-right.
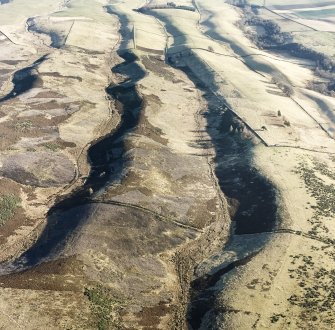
(284, 118), (291, 126)
(227, 0), (248, 7)
(272, 75), (294, 97)
(0, 194), (21, 226)
(14, 121), (32, 131)
(43, 143), (61, 152)
(242, 15), (290, 48)
(84, 285), (122, 330)
(307, 80), (335, 96)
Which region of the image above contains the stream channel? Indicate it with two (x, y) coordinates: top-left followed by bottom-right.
(0, 50), (145, 270)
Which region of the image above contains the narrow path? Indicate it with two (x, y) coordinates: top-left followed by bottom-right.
(90, 199), (204, 232)
(245, 228), (335, 246)
(0, 30), (20, 45)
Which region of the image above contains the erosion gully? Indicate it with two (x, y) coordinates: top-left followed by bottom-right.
(27, 18), (63, 48)
(176, 66), (277, 330)
(0, 55), (47, 103)
(0, 50), (145, 269)
(143, 10), (278, 329)
(0, 6), (278, 329)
